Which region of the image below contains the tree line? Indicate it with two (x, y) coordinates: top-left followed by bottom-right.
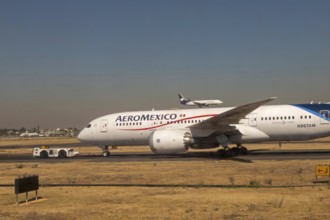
(0, 128), (27, 136)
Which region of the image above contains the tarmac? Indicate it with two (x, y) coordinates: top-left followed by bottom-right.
(1, 148), (330, 163)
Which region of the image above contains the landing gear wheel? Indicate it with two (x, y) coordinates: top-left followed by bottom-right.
(226, 148), (236, 157)
(231, 147), (240, 156)
(238, 146), (248, 155)
(102, 151), (110, 157)
(100, 145), (110, 157)
(216, 149), (226, 157)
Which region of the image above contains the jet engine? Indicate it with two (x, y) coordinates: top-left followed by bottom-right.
(149, 129), (194, 154)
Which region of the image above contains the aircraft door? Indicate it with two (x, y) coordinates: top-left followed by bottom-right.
(320, 110), (329, 124)
(247, 113), (257, 127)
(100, 119), (108, 132)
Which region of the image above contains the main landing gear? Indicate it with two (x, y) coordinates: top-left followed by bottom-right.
(101, 145), (110, 157)
(216, 145), (248, 157)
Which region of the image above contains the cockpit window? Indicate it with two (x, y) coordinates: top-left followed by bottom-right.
(86, 124), (91, 128)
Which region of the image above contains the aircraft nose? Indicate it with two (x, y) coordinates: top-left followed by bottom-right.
(77, 129), (86, 142)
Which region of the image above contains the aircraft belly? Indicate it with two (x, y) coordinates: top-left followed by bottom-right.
(233, 125), (270, 143)
(109, 130), (150, 146)
(257, 120), (330, 141)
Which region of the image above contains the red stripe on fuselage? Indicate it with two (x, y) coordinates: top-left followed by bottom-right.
(118, 114), (217, 131)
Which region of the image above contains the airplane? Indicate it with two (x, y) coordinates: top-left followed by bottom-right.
(78, 97), (330, 157)
(20, 132), (43, 137)
(178, 93), (223, 107)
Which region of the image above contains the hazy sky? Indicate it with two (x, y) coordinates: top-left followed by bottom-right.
(1, 0), (330, 129)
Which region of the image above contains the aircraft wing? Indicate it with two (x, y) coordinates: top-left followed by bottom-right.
(189, 97), (276, 130)
(193, 101), (208, 107)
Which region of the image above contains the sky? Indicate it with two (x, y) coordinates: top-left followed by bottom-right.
(1, 0), (330, 129)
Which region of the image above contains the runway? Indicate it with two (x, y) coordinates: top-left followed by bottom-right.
(1, 149), (330, 163)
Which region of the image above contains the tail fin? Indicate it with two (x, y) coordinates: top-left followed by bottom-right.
(178, 93), (190, 104)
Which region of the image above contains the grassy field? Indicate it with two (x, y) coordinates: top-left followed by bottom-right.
(1, 186), (330, 220)
(1, 137), (330, 219)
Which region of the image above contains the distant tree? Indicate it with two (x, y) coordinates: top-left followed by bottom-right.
(19, 127), (26, 133)
(0, 128), (17, 136)
(0, 129), (7, 136)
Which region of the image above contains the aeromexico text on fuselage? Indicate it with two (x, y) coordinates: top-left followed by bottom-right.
(115, 113), (178, 122)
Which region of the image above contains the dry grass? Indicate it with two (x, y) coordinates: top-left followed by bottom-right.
(1, 187), (330, 219)
(1, 159), (329, 186)
(1, 137), (330, 219)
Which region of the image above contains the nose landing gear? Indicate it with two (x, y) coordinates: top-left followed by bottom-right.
(100, 145), (110, 157)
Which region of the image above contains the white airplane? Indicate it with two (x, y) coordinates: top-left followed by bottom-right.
(20, 132), (42, 137)
(78, 97), (330, 157)
(178, 93), (222, 107)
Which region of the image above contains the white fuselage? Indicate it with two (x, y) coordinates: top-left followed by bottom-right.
(20, 132), (41, 137)
(183, 99), (222, 106)
(78, 104), (330, 148)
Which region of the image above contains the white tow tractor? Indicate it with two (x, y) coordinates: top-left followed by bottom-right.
(33, 145), (79, 158)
